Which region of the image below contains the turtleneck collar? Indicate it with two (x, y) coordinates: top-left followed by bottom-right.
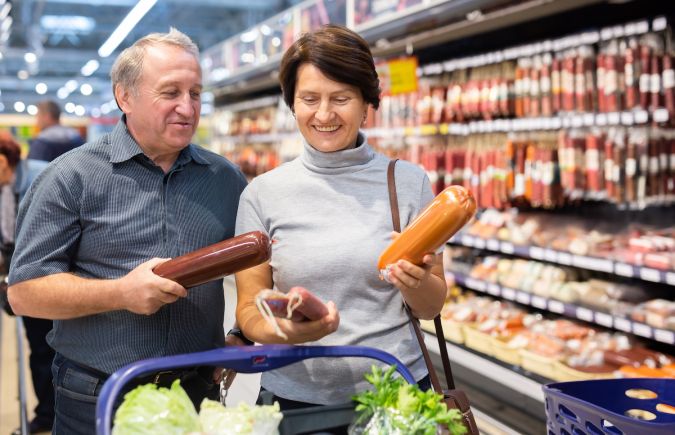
(300, 132), (376, 174)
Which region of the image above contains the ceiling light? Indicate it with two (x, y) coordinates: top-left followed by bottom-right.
(100, 103), (111, 114)
(74, 105), (86, 117)
(91, 108), (101, 118)
(0, 52), (3, 60)
(57, 87), (69, 99)
(80, 83), (93, 96)
(0, 3), (11, 21)
(240, 29), (259, 43)
(24, 52), (37, 63)
(65, 80), (78, 92)
(64, 102), (76, 113)
(27, 105), (38, 115)
(40, 15), (95, 33)
(14, 101), (25, 113)
(35, 83), (48, 94)
(1, 16), (12, 33)
(98, 0), (158, 58)
(0, 102), (4, 112)
(17, 70), (29, 80)
(80, 59), (100, 76)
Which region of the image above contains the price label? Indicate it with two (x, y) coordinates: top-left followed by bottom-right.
(474, 238), (486, 250)
(639, 267), (661, 283)
(614, 263), (635, 277)
(654, 329), (675, 345)
(666, 272), (675, 286)
(621, 111), (634, 125)
(544, 249), (558, 262)
(487, 284), (501, 296)
(614, 317), (632, 332)
(557, 252), (573, 265)
(548, 300), (565, 314)
(500, 242), (515, 254)
(596, 113), (608, 126)
(530, 247), (545, 260)
(388, 57), (419, 95)
(576, 307), (594, 323)
(653, 16), (668, 32)
(439, 124), (449, 135)
(653, 108), (669, 123)
(632, 322), (652, 338)
(502, 287), (516, 300)
(487, 239), (500, 251)
(461, 234), (475, 247)
(515, 291), (530, 305)
(583, 113), (594, 126)
(634, 110), (649, 124)
(465, 277), (486, 292)
(532, 296), (548, 310)
(572, 115), (583, 128)
(595, 312), (613, 328)
(420, 125), (438, 136)
(608, 112), (620, 125)
(573, 255), (614, 273)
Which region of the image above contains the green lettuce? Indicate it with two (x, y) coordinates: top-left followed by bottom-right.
(199, 400), (282, 435)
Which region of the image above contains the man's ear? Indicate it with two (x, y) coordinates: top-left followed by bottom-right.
(114, 85), (131, 113)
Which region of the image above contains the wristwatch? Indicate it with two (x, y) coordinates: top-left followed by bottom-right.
(227, 327), (254, 346)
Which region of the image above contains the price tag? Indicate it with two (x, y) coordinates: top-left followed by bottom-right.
(576, 307), (594, 323)
(530, 246), (545, 260)
(502, 287), (516, 301)
(595, 312), (613, 328)
(666, 272), (675, 286)
(420, 125), (438, 136)
(621, 112), (634, 125)
(500, 242), (515, 254)
(548, 300), (565, 314)
(632, 322), (652, 338)
(487, 239), (500, 251)
(388, 57), (419, 95)
(596, 113), (608, 126)
(532, 296), (548, 310)
(461, 234), (475, 247)
(639, 267), (661, 283)
(466, 277), (486, 292)
(516, 291), (531, 305)
(634, 110), (649, 124)
(474, 238), (486, 250)
(653, 108), (669, 123)
(654, 329), (675, 345)
(583, 113), (594, 126)
(439, 124), (449, 135)
(608, 112), (620, 125)
(544, 249), (558, 262)
(573, 255), (614, 273)
(653, 16), (668, 32)
(614, 317), (632, 332)
(557, 252), (573, 265)
(487, 284), (501, 296)
(572, 115), (583, 128)
(404, 127), (415, 137)
(614, 263), (635, 277)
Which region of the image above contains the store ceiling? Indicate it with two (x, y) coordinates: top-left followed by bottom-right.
(0, 0), (302, 117)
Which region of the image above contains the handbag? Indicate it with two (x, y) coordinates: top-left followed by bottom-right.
(387, 159), (480, 435)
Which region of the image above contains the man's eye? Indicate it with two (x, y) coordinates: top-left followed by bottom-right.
(163, 90), (179, 97)
(190, 91), (201, 99)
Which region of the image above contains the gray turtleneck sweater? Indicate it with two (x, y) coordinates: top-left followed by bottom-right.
(235, 134), (434, 404)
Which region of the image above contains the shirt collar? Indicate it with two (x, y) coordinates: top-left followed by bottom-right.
(109, 115), (209, 166)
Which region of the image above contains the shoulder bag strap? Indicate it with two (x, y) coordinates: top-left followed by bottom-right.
(386, 159), (456, 392)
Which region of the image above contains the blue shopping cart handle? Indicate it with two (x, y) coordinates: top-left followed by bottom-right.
(96, 344), (415, 435)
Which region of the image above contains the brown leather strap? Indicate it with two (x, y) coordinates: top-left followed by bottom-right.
(386, 159), (456, 393)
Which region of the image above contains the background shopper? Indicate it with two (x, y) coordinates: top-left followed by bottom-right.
(28, 100), (84, 162)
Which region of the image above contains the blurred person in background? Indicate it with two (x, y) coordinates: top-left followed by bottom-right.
(28, 100), (84, 162)
(7, 28), (248, 435)
(0, 131), (52, 434)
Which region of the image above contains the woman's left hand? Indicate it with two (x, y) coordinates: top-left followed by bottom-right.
(387, 253), (437, 292)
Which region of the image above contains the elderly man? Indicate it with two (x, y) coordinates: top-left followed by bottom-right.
(8, 28), (248, 435)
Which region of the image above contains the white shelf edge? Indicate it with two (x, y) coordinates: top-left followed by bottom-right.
(423, 331), (545, 403)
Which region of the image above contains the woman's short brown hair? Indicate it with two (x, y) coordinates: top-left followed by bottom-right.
(279, 24), (380, 111)
(0, 132), (21, 169)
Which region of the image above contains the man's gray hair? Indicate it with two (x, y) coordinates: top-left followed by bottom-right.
(110, 27), (199, 96)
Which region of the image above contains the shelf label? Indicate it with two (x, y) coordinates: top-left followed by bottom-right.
(607, 112), (620, 125)
(621, 111), (634, 125)
(595, 312), (613, 328)
(548, 300), (565, 314)
(654, 329), (675, 345)
(639, 267), (661, 283)
(665, 272), (675, 286)
(461, 234), (474, 247)
(420, 125), (438, 136)
(388, 56), (419, 95)
(576, 307), (594, 323)
(439, 124), (449, 135)
(583, 113), (594, 126)
(614, 317), (632, 332)
(557, 252), (573, 265)
(502, 287), (516, 300)
(516, 291), (531, 305)
(500, 242), (515, 254)
(531, 296), (548, 310)
(465, 277), (486, 292)
(614, 263), (635, 278)
(487, 284), (501, 296)
(487, 239), (500, 251)
(544, 249), (558, 262)
(634, 110), (649, 124)
(530, 247), (545, 260)
(632, 322), (652, 338)
(596, 113), (608, 126)
(573, 255), (614, 273)
(474, 238), (486, 249)
(653, 108), (669, 123)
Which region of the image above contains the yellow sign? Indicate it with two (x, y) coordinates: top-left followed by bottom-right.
(387, 56), (418, 95)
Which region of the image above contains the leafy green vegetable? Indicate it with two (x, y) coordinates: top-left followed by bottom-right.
(112, 380), (200, 435)
(352, 365), (467, 435)
(199, 399), (282, 435)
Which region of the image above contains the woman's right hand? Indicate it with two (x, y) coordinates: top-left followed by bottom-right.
(271, 300), (340, 344)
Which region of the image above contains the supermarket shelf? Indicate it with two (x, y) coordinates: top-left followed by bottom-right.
(364, 109), (669, 139)
(423, 331), (545, 403)
(447, 271), (675, 346)
(447, 233), (675, 286)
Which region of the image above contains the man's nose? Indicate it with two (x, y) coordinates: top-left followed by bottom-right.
(175, 93), (195, 116)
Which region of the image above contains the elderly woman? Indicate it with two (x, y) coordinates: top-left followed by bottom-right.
(234, 25), (446, 411)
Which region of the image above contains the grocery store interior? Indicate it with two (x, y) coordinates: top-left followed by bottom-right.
(1, 0), (675, 434)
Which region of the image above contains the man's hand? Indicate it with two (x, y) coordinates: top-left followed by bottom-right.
(116, 258), (187, 315)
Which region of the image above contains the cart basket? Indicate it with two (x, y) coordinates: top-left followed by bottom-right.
(96, 344), (416, 435)
(543, 378), (675, 435)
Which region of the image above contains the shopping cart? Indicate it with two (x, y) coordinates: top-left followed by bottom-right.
(96, 344), (416, 435)
(543, 378), (675, 435)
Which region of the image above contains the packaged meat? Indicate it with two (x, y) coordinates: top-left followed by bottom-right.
(255, 287), (330, 340)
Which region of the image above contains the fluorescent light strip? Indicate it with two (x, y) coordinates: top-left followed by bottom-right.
(98, 0), (158, 58)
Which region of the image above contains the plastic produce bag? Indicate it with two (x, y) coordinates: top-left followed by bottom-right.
(199, 400), (282, 435)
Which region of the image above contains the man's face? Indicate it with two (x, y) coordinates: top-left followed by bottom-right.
(118, 44), (202, 156)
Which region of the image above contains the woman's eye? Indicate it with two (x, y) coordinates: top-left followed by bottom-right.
(302, 97), (318, 104)
(334, 98), (350, 104)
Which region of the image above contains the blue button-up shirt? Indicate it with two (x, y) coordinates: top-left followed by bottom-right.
(9, 118), (247, 373)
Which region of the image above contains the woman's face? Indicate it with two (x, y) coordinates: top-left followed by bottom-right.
(293, 63), (369, 153)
